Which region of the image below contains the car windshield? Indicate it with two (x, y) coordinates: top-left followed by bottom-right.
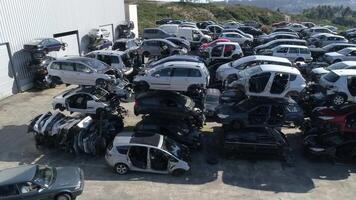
(324, 71), (340, 82)
(82, 59), (109, 71)
(337, 48), (352, 55)
(162, 137), (183, 159)
(33, 166), (54, 187)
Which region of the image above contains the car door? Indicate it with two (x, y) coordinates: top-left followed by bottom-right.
(0, 184), (21, 200)
(170, 67), (190, 91)
(59, 62), (76, 84)
(75, 62), (95, 85)
(270, 72), (290, 96)
(210, 44), (224, 61)
(287, 47), (299, 61)
(149, 148), (170, 173)
(150, 67), (172, 90)
(223, 44), (236, 59)
(274, 47), (288, 58)
(127, 146), (148, 172)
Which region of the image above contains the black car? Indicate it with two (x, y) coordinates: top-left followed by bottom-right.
(223, 127), (291, 161)
(238, 26), (265, 37)
(112, 38), (140, 52)
(23, 38), (66, 54)
(216, 97), (304, 129)
(134, 116), (201, 149)
(166, 37), (191, 51)
(0, 165), (84, 200)
(134, 91), (204, 128)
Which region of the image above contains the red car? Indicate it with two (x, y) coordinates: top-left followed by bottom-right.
(199, 38), (230, 52)
(312, 105), (356, 134)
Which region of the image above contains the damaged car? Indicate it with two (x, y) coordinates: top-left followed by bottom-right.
(216, 97), (304, 130)
(23, 38), (66, 53)
(105, 132), (190, 176)
(202, 42), (243, 65)
(311, 61), (356, 81)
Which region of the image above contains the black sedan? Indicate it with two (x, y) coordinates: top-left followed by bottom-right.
(166, 37), (191, 52)
(23, 38), (66, 53)
(0, 165), (84, 200)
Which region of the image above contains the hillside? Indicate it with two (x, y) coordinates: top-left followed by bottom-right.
(137, 2), (285, 34)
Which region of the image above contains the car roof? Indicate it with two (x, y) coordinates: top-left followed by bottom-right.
(258, 65), (301, 74)
(54, 56), (95, 62)
(232, 55), (291, 65)
(215, 42), (240, 45)
(89, 50), (125, 56)
(331, 69), (356, 76)
(277, 44), (309, 49)
(0, 165), (37, 186)
(268, 39), (305, 44)
(113, 132), (163, 147)
(149, 55), (202, 66)
(344, 47), (356, 51)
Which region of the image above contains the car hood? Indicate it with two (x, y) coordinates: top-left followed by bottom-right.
(312, 67), (329, 75)
(51, 167), (82, 189)
(325, 52), (343, 57)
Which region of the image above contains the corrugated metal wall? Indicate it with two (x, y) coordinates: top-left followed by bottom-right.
(0, 0), (126, 92)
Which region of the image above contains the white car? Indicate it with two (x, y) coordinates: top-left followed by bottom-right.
(305, 27), (335, 37)
(105, 132), (190, 175)
(216, 55), (292, 83)
(133, 60), (210, 92)
(229, 65), (306, 98)
(271, 45), (313, 63)
(52, 87), (116, 115)
(223, 21), (242, 29)
(47, 57), (119, 87)
(311, 61), (356, 78)
(254, 39), (307, 54)
(176, 27), (212, 45)
(308, 34), (348, 47)
(203, 42), (243, 65)
(323, 47), (356, 64)
(86, 50), (134, 76)
(219, 32), (253, 46)
(319, 69), (356, 106)
(287, 23), (307, 32)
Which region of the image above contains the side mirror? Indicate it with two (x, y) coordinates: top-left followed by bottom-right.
(155, 74), (160, 78)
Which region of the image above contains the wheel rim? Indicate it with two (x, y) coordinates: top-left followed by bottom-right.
(116, 164), (127, 174)
(57, 195), (69, 200)
(333, 95), (344, 105)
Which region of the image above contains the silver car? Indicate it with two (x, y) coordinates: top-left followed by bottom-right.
(137, 39), (186, 57)
(105, 132), (190, 176)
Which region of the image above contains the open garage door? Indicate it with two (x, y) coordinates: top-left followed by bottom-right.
(53, 31), (80, 57)
(100, 24), (114, 41)
(0, 43), (17, 99)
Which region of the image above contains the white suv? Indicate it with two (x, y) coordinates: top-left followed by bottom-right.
(319, 69), (356, 106)
(229, 65), (306, 98)
(133, 61), (209, 92)
(272, 45), (313, 63)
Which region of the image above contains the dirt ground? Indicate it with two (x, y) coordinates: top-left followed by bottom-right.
(1, 85), (356, 200)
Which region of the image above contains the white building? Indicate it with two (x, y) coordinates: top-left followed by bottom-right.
(0, 0), (131, 99)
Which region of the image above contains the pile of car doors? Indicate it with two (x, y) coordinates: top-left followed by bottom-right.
(133, 91), (203, 149)
(28, 111), (123, 156)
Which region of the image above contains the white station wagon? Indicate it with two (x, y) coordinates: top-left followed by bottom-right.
(105, 132), (190, 175)
(133, 61), (210, 92)
(229, 65), (306, 98)
(271, 45), (313, 63)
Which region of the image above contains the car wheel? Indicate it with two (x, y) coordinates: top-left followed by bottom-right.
(172, 169), (185, 176)
(96, 79), (108, 88)
(331, 94), (346, 106)
(56, 193), (72, 200)
(115, 163), (129, 175)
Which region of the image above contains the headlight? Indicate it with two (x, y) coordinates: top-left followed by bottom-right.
(217, 114), (229, 119)
(318, 116), (335, 120)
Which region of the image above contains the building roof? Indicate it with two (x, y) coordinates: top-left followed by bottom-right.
(0, 165), (37, 186)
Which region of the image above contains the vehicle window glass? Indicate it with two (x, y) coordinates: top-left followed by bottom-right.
(270, 72), (289, 94)
(60, 62), (75, 71)
(248, 106), (269, 124)
(113, 42), (126, 51)
(152, 68), (171, 77)
(211, 45), (223, 57)
(288, 48), (299, 54)
(189, 68), (202, 77)
(300, 48), (310, 54)
(249, 72), (271, 93)
(128, 146), (147, 169)
(277, 47), (288, 53)
(290, 74), (297, 81)
(50, 62), (60, 70)
(224, 45), (236, 57)
(324, 72), (339, 82)
(172, 68), (190, 77)
(116, 146), (129, 154)
(111, 56), (120, 64)
(349, 51), (356, 56)
(97, 55), (111, 65)
(48, 38), (59, 45)
(0, 185), (19, 197)
(75, 63), (91, 73)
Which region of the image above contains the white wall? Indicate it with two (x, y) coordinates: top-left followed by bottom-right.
(0, 0), (126, 94)
(128, 5), (139, 38)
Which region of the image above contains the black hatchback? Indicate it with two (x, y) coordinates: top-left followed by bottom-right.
(0, 165), (84, 200)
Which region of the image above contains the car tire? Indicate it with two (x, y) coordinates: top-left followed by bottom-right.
(96, 79), (108, 88)
(115, 163), (129, 175)
(56, 193), (72, 200)
(172, 169), (185, 176)
(331, 93), (346, 106)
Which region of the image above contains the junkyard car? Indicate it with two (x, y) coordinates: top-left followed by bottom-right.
(47, 57), (120, 87)
(166, 37), (191, 52)
(105, 132), (190, 175)
(271, 45), (313, 63)
(219, 32), (253, 46)
(144, 55), (203, 70)
(216, 97), (303, 129)
(112, 38), (140, 52)
(254, 39), (307, 54)
(229, 65), (306, 98)
(23, 38), (66, 53)
(52, 87), (120, 115)
(137, 39), (186, 57)
(311, 61), (356, 80)
(223, 127), (291, 161)
(216, 55), (292, 84)
(257, 33), (299, 45)
(323, 47), (356, 64)
(203, 42), (243, 65)
(133, 60), (209, 92)
(143, 28), (174, 39)
(204, 88), (221, 117)
(0, 165), (84, 200)
(319, 69), (356, 106)
(199, 38), (230, 52)
(85, 50), (134, 76)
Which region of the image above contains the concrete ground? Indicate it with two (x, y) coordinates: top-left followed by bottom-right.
(1, 85), (356, 200)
